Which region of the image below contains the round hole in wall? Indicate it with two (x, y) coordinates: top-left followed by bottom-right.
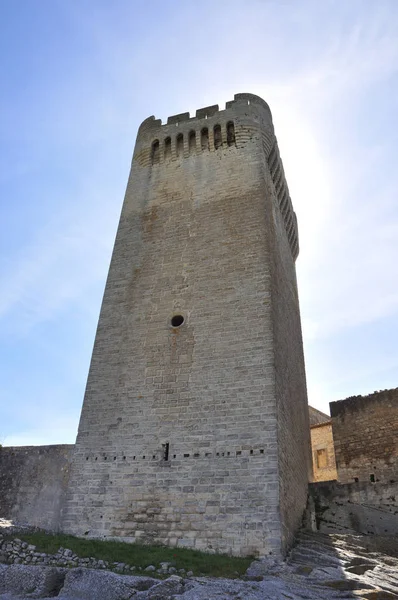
(171, 314), (184, 328)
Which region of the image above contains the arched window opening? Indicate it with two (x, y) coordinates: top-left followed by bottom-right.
(164, 137), (171, 159)
(227, 122), (235, 147)
(151, 140), (160, 164)
(201, 127), (209, 151)
(189, 130), (196, 154)
(214, 125), (222, 149)
(176, 133), (184, 157)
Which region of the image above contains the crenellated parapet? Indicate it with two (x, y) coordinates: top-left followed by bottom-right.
(135, 93), (273, 161)
(134, 93), (299, 260)
(138, 93), (272, 131)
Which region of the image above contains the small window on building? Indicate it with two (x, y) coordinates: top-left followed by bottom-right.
(227, 121), (235, 146)
(164, 137), (171, 159)
(176, 133), (184, 157)
(201, 127), (209, 151)
(214, 124), (222, 149)
(171, 314), (184, 328)
(316, 448), (328, 469)
(370, 473), (375, 483)
(189, 130), (196, 154)
(162, 442), (169, 461)
(151, 140), (160, 164)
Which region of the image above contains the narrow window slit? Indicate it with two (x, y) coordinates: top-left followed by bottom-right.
(227, 122), (235, 146)
(189, 130), (196, 154)
(201, 127), (209, 151)
(163, 442), (170, 461)
(151, 140), (160, 164)
(176, 133), (183, 157)
(164, 137), (171, 159)
(214, 124), (222, 149)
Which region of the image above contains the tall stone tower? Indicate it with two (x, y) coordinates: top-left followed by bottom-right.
(63, 93), (311, 557)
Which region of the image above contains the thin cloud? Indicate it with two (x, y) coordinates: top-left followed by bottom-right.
(0, 191), (116, 336)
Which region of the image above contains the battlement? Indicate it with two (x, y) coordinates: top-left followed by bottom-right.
(136, 93), (298, 261)
(138, 93), (273, 133)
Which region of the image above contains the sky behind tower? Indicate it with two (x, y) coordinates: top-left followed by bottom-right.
(1, 0), (398, 445)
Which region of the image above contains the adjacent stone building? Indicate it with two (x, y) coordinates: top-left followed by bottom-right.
(62, 93), (312, 557)
(330, 388), (398, 484)
(308, 406), (337, 482)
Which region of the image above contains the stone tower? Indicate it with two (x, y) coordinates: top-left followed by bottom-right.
(63, 93), (311, 557)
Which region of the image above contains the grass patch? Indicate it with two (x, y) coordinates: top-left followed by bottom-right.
(9, 531), (252, 578)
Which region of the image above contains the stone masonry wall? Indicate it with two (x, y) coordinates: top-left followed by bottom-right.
(330, 388), (398, 484)
(0, 445), (73, 530)
(307, 480), (398, 537)
(63, 94), (309, 557)
(310, 422), (337, 482)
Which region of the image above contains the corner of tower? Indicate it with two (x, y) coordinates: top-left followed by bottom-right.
(230, 93), (273, 118)
(137, 115), (162, 135)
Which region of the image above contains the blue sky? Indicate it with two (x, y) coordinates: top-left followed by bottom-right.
(1, 0), (398, 445)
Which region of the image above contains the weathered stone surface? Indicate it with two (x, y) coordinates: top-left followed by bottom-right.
(0, 564), (66, 598)
(245, 556), (282, 579)
(146, 575), (185, 599)
(308, 479), (398, 536)
(1, 530), (398, 600)
(61, 568), (157, 600)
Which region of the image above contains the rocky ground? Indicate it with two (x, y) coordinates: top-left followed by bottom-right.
(0, 524), (397, 599)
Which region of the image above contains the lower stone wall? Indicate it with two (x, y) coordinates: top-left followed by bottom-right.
(330, 388), (398, 484)
(307, 480), (398, 537)
(0, 445), (73, 530)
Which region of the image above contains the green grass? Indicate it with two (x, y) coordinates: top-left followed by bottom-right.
(9, 531), (252, 578)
